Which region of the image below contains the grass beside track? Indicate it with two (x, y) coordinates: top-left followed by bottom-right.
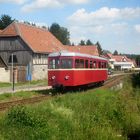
(0, 80), (47, 88)
(0, 74), (140, 140)
(0, 90), (47, 103)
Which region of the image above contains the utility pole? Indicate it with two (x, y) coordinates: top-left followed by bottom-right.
(11, 53), (15, 91)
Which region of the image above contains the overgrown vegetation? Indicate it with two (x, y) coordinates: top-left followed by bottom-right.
(0, 91), (38, 102)
(0, 89), (51, 103)
(0, 80), (47, 88)
(0, 74), (140, 140)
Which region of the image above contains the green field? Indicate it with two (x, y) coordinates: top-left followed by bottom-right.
(0, 74), (140, 140)
(0, 80), (47, 88)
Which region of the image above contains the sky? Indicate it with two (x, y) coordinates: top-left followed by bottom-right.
(0, 0), (140, 54)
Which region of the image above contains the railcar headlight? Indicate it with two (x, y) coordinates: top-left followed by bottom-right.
(65, 75), (69, 80)
(52, 76), (56, 80)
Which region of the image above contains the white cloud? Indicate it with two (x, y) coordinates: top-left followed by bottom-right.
(21, 0), (89, 12)
(65, 7), (140, 54)
(134, 24), (140, 33)
(61, 0), (89, 4)
(68, 7), (140, 26)
(19, 20), (48, 28)
(36, 22), (48, 28)
(111, 23), (129, 35)
(0, 0), (26, 4)
(22, 0), (61, 12)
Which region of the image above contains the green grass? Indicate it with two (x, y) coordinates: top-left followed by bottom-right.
(0, 80), (47, 88)
(0, 74), (140, 140)
(0, 82), (11, 88)
(0, 91), (36, 102)
(0, 89), (51, 103)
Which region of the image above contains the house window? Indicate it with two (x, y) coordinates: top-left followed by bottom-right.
(8, 54), (18, 63)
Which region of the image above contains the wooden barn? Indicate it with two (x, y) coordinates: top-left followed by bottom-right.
(0, 21), (63, 82)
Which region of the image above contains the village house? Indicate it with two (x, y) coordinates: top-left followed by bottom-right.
(105, 53), (136, 70)
(0, 21), (99, 82)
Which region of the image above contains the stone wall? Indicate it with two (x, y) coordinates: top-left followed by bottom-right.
(0, 68), (10, 82)
(32, 64), (48, 80)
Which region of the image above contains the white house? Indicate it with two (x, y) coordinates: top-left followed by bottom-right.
(105, 53), (136, 70)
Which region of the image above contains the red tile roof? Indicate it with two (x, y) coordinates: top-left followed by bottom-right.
(64, 45), (99, 56)
(105, 53), (113, 59)
(0, 21), (99, 56)
(112, 55), (130, 62)
(106, 54), (133, 63)
(0, 21), (64, 53)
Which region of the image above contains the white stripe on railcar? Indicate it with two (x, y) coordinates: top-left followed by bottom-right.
(48, 68), (108, 71)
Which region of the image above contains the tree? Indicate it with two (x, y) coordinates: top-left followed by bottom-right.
(79, 40), (85, 45)
(71, 42), (75, 46)
(86, 39), (93, 45)
(96, 41), (103, 55)
(136, 55), (140, 67)
(102, 50), (111, 54)
(49, 23), (70, 45)
(0, 14), (13, 29)
(113, 50), (118, 55)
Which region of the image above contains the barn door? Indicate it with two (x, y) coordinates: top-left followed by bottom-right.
(17, 66), (26, 82)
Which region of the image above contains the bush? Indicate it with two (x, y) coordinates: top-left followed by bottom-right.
(131, 73), (140, 88)
(6, 106), (46, 127)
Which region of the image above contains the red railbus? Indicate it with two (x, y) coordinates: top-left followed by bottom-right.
(48, 51), (108, 88)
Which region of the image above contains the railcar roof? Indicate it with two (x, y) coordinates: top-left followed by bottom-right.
(48, 51), (107, 61)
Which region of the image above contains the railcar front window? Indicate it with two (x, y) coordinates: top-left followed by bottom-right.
(61, 59), (73, 69)
(49, 59), (60, 69)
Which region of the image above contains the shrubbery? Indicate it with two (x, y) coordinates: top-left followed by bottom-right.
(0, 74), (140, 139)
(6, 106), (46, 127)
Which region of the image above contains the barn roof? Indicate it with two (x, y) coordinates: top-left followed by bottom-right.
(64, 45), (99, 56)
(0, 21), (99, 56)
(0, 21), (64, 53)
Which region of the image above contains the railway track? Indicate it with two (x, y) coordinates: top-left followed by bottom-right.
(0, 74), (127, 111)
(103, 75), (125, 88)
(0, 95), (51, 111)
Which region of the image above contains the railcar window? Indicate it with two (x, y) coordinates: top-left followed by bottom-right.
(49, 59), (59, 69)
(101, 62), (104, 68)
(104, 62), (107, 68)
(93, 61), (96, 68)
(90, 60), (93, 68)
(85, 60), (88, 68)
(80, 59), (84, 68)
(98, 62), (101, 68)
(61, 59), (73, 69)
(103, 62), (107, 68)
(75, 59), (84, 68)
